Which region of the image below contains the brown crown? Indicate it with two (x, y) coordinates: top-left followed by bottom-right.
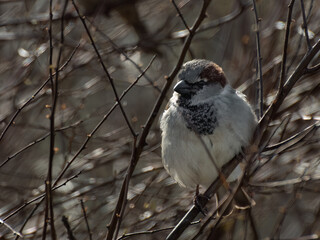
(199, 63), (227, 87)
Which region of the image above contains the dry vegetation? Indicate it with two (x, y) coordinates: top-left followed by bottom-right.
(0, 0), (319, 239)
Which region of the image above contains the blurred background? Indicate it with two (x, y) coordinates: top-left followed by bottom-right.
(0, 0), (320, 239)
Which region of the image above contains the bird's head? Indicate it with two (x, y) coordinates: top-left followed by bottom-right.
(174, 59), (227, 103)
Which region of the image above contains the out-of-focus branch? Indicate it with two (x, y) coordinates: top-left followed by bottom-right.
(42, 0), (57, 238)
(0, 218), (23, 238)
(71, 0), (136, 138)
(300, 0), (311, 50)
(80, 200), (93, 240)
(0, 45), (78, 144)
(171, 0), (191, 33)
(279, 0), (295, 92)
(62, 216), (77, 240)
(257, 39), (320, 145)
(252, 0), (264, 119)
(51, 55), (156, 189)
(1, 120), (82, 168)
(105, 1), (212, 239)
(171, 0), (251, 39)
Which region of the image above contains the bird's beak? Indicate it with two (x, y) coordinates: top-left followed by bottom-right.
(173, 80), (193, 96)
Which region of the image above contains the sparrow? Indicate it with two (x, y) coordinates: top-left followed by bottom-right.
(160, 59), (257, 190)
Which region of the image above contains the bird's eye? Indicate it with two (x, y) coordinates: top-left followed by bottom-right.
(194, 80), (206, 87)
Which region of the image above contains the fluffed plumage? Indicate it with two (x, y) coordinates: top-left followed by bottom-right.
(160, 59), (257, 189)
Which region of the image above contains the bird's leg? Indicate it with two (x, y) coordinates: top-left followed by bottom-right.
(194, 185), (209, 216)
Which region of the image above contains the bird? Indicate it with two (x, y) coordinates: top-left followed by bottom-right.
(160, 59), (257, 191)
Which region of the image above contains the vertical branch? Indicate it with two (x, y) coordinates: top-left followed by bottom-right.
(279, 0), (295, 91)
(42, 0), (55, 238)
(43, 1), (68, 239)
(80, 200), (93, 240)
(252, 0), (263, 119)
(300, 0), (311, 50)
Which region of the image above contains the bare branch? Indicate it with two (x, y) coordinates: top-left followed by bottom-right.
(0, 45), (78, 144)
(279, 0), (295, 92)
(71, 0), (136, 138)
(171, 0), (191, 33)
(252, 0), (264, 119)
(0, 218), (23, 238)
(300, 0), (312, 50)
(80, 200), (93, 240)
(62, 216), (77, 240)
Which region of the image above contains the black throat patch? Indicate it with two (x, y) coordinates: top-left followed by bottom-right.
(177, 97), (218, 135)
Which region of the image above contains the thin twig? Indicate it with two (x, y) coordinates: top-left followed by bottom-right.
(286, 0), (313, 73)
(279, 0), (295, 92)
(257, 39), (320, 146)
(171, 0), (191, 33)
(300, 0), (311, 50)
(86, 18), (161, 93)
(171, 0), (251, 39)
(62, 216), (77, 240)
(71, 0), (136, 137)
(42, 0), (57, 238)
(252, 0), (264, 119)
(80, 200), (93, 240)
(12, 171), (82, 240)
(117, 221), (201, 240)
(306, 62), (320, 73)
(264, 121), (319, 151)
(0, 44), (78, 144)
(51, 55), (156, 189)
(0, 218), (23, 238)
(4, 171), (82, 222)
(1, 120), (83, 168)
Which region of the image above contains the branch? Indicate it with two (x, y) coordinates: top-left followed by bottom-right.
(0, 44), (78, 143)
(252, 0), (264, 119)
(257, 39), (320, 144)
(300, 0), (312, 50)
(71, 0), (136, 137)
(279, 0), (295, 92)
(62, 216), (77, 240)
(80, 200), (93, 240)
(171, 0), (191, 33)
(171, 0), (251, 39)
(42, 0), (58, 238)
(0, 218), (23, 238)
(51, 55), (156, 189)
